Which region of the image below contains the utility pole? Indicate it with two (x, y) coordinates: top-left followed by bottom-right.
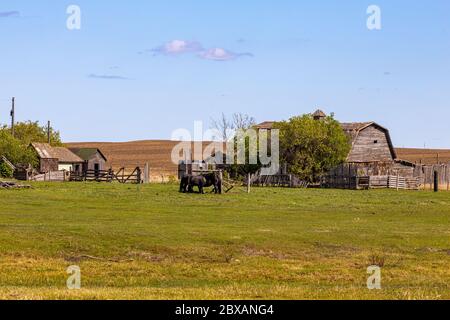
(47, 121), (51, 144)
(10, 97), (15, 137)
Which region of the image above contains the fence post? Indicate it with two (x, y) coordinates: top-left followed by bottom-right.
(137, 167), (142, 184)
(434, 170), (439, 192)
(445, 163), (450, 191)
(247, 173), (251, 194)
(396, 171), (400, 191)
(144, 163), (150, 184)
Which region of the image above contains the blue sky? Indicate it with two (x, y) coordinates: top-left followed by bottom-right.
(0, 1), (449, 147)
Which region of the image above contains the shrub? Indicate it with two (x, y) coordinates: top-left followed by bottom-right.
(0, 162), (14, 178)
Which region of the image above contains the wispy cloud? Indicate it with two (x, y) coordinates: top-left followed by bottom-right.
(88, 74), (130, 80)
(0, 11), (20, 18)
(198, 48), (253, 61)
(149, 39), (253, 61)
(151, 40), (203, 56)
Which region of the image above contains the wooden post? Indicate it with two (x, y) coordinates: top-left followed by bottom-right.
(247, 173), (251, 194)
(446, 164), (449, 191)
(143, 162), (150, 184)
(47, 121), (51, 144)
(396, 171), (400, 191)
(11, 97), (15, 137)
(434, 170), (439, 192)
(137, 167), (142, 184)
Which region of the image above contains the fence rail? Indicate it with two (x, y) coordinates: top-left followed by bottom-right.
(69, 167), (142, 184)
(251, 174), (308, 188)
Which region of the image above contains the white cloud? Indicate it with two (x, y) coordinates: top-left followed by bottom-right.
(150, 40), (253, 62)
(152, 40), (203, 55)
(198, 48), (253, 61)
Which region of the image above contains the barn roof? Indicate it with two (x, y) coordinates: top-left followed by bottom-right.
(340, 122), (397, 160)
(254, 121), (276, 130)
(31, 143), (83, 163)
(69, 148), (108, 162)
(312, 109), (327, 118)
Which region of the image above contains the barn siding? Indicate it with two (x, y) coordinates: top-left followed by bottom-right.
(347, 126), (394, 163)
(40, 158), (59, 173)
(85, 152), (107, 171)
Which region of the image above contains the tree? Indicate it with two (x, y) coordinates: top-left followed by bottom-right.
(210, 113), (260, 179)
(0, 131), (38, 167)
(3, 121), (63, 146)
(0, 121), (62, 168)
(0, 162), (14, 178)
(211, 113), (256, 141)
(274, 114), (350, 182)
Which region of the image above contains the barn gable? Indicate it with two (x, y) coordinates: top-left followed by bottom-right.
(341, 122), (397, 163)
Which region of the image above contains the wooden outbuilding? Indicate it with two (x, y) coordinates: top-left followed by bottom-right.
(69, 148), (108, 173)
(30, 143), (84, 174)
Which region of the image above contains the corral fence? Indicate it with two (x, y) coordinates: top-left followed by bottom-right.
(33, 167), (143, 184)
(70, 169), (115, 183)
(251, 174), (309, 188)
(113, 167), (142, 184)
(31, 170), (70, 182)
(322, 163), (422, 190)
(415, 163), (450, 191)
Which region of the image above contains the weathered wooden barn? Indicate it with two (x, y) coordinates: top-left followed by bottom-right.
(69, 148), (108, 173)
(30, 143), (84, 174)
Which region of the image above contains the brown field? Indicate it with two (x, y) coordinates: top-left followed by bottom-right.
(396, 148), (450, 165)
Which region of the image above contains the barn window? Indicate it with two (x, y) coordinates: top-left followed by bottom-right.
(374, 140), (378, 144)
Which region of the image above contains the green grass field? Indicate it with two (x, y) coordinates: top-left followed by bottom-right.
(0, 182), (449, 300)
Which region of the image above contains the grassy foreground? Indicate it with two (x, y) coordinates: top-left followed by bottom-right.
(0, 182), (449, 300)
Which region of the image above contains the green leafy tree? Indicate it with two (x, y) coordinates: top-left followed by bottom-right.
(4, 121), (63, 146)
(0, 162), (14, 178)
(0, 130), (38, 167)
(273, 114), (350, 182)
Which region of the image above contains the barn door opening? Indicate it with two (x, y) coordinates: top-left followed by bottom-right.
(94, 163), (100, 178)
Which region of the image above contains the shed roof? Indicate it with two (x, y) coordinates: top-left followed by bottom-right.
(254, 121), (276, 130)
(31, 143), (83, 163)
(69, 148), (108, 162)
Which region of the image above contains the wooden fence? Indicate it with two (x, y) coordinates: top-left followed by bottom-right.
(70, 167), (142, 184)
(415, 163), (450, 191)
(251, 174), (308, 188)
(322, 163), (422, 190)
(31, 171), (69, 182)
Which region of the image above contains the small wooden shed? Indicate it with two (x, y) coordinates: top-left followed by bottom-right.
(69, 148), (108, 173)
(30, 143), (84, 174)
